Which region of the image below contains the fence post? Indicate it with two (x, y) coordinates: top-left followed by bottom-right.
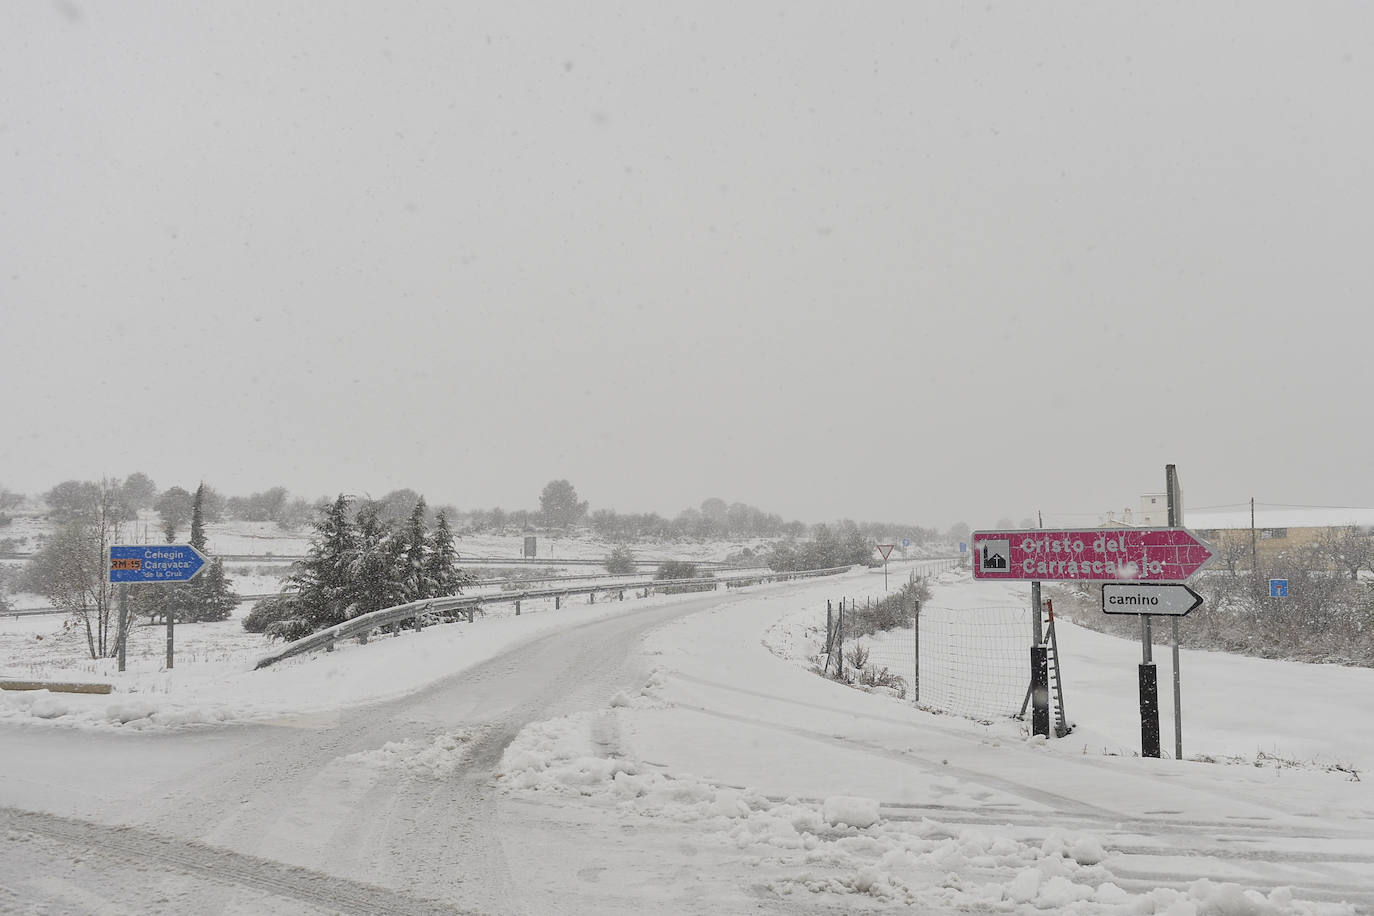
(829, 609), (840, 681)
(826, 601), (834, 675)
(913, 599), (920, 704)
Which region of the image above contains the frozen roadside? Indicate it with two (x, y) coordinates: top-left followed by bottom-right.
(0, 581), (823, 731)
(487, 571), (1373, 914)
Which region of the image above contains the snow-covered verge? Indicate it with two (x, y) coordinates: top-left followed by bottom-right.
(764, 569), (1374, 773)
(483, 568), (1372, 914)
(0, 587), (700, 730)
(490, 700), (1340, 914)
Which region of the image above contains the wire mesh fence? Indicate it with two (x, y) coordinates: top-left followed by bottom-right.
(825, 599), (1032, 723)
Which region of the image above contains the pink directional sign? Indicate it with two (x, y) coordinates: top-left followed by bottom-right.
(971, 528), (1212, 582)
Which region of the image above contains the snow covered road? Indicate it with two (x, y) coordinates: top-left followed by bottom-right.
(3, 566), (1373, 914)
(2, 588), (789, 914)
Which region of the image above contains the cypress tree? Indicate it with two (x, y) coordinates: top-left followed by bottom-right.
(179, 482), (237, 622)
(189, 483), (207, 552)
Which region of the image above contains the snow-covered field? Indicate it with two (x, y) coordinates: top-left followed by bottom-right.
(2, 560), (1372, 914)
(2, 518), (774, 614)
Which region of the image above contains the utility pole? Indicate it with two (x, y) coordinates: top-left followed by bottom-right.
(1167, 464), (1184, 761)
(1250, 497), (1257, 570)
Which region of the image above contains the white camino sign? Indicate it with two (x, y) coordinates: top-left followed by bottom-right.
(1101, 583), (1204, 617)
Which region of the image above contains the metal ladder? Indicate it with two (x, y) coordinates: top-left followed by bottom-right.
(1020, 599), (1071, 737)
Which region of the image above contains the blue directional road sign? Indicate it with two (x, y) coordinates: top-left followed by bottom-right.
(959, 542), (968, 554)
(109, 544), (208, 584)
(1269, 578), (1289, 598)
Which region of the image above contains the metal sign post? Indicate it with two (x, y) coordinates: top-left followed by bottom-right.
(117, 585), (128, 673)
(1030, 580), (1048, 737)
(877, 544), (895, 591)
(1166, 463), (1185, 762)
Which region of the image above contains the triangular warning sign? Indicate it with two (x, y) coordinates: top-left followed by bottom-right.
(877, 544), (895, 560)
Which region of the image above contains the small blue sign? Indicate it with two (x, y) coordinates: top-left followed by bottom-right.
(959, 542), (968, 554)
(1269, 578), (1289, 598)
(109, 544), (208, 584)
(901, 538), (911, 548)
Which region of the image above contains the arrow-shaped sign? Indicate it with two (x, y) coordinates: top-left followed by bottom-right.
(109, 544), (208, 584)
(1101, 583), (1204, 617)
(972, 527), (1213, 582)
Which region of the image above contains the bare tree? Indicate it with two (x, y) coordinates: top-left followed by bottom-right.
(23, 478), (129, 659)
(1213, 531), (1251, 578)
(1320, 526), (1374, 581)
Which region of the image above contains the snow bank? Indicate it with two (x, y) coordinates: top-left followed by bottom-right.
(822, 795), (880, 829)
(346, 729), (482, 778)
(492, 694), (1352, 915)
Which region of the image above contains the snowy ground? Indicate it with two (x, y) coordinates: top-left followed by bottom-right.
(2, 560), (1372, 914)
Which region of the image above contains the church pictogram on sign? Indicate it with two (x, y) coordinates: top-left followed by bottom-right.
(980, 539), (1010, 572)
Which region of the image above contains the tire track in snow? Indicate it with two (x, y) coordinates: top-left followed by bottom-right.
(661, 682), (1374, 909)
(667, 695), (1117, 820)
(44, 588), (777, 915)
(0, 805), (474, 915)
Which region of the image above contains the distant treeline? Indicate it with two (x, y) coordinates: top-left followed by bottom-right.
(3, 475), (958, 548)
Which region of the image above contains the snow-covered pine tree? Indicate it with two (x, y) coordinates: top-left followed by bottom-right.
(424, 510), (471, 598)
(347, 500), (407, 618)
(195, 558), (237, 622)
(401, 497), (430, 602)
(286, 494), (356, 630)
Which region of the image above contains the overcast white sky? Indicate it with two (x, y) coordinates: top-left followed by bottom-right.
(4, 2), (1372, 530)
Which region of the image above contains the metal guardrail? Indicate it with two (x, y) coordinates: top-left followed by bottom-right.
(212, 555), (744, 568)
(2, 606), (74, 619)
(252, 565), (853, 670)
(5, 568), (791, 620)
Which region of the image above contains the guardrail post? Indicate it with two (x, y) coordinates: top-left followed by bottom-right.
(515, 600), (521, 616)
(589, 590), (595, 604)
(326, 633), (335, 652)
(619, 589), (625, 601)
